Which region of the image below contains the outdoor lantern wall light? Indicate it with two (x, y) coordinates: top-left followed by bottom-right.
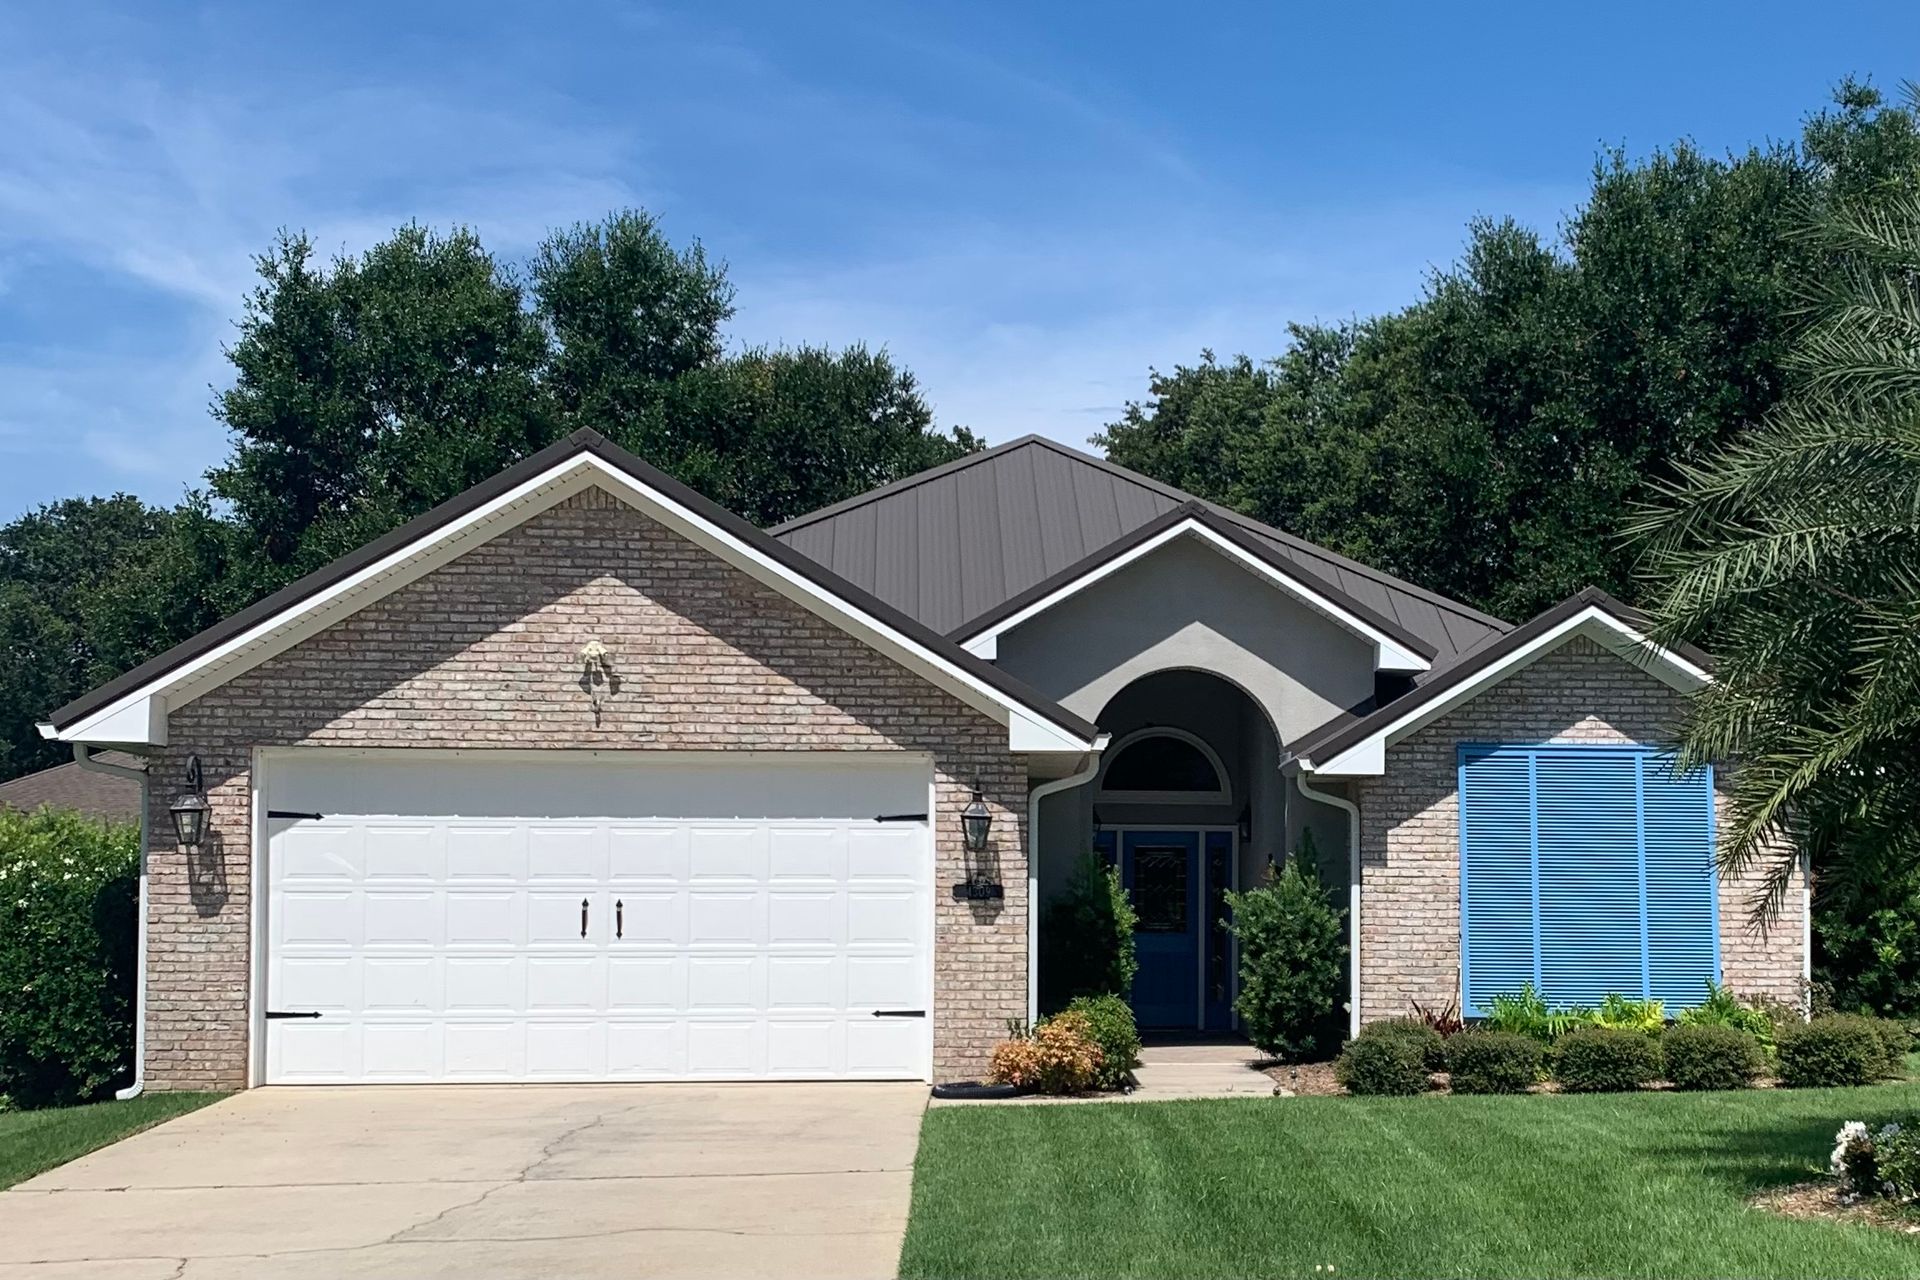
(169, 754), (211, 848)
(952, 786), (1003, 901)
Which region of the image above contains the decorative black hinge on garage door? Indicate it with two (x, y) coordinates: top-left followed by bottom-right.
(265, 1010), (323, 1020)
(266, 810), (324, 821)
(871, 1009), (927, 1018)
(873, 813), (928, 823)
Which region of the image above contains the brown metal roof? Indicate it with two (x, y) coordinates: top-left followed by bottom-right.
(771, 435), (1510, 659)
(0, 752), (144, 823)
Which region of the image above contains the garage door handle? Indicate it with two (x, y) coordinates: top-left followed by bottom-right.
(265, 1010), (322, 1020)
(872, 1009), (926, 1018)
(581, 898), (589, 938)
(615, 899), (623, 939)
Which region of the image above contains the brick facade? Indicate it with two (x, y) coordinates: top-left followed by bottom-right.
(144, 487), (1026, 1090)
(1352, 634), (1805, 1022)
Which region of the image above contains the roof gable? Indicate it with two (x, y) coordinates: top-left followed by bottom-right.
(770, 434), (1509, 662)
(41, 431), (1099, 754)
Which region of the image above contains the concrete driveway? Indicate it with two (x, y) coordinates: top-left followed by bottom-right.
(0, 1083), (928, 1279)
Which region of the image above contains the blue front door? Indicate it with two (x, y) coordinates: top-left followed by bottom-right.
(1122, 830), (1202, 1029)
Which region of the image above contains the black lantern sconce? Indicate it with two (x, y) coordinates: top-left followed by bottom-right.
(169, 754), (211, 848)
(951, 786), (1003, 900)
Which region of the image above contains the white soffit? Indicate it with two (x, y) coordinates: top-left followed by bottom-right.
(1301, 607), (1710, 778)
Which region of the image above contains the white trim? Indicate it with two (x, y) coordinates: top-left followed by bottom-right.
(959, 520), (1432, 674)
(47, 452), (1095, 755)
(1096, 727), (1234, 806)
(248, 749), (267, 1089)
(1027, 754), (1103, 1024)
(1294, 771), (1361, 1039)
(1299, 607), (1713, 779)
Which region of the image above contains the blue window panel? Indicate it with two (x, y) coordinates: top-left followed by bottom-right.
(1643, 757), (1720, 1007)
(1459, 744), (1719, 1017)
(1537, 750), (1643, 1008)
(1459, 747), (1536, 1018)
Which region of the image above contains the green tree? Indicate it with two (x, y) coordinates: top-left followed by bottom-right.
(1101, 83), (1920, 620)
(1632, 185), (1920, 919)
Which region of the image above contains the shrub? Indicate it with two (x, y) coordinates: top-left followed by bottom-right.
(1410, 997), (1464, 1039)
(1484, 983), (1586, 1042)
(1588, 993), (1666, 1035)
(1224, 849), (1346, 1060)
(1777, 1015), (1891, 1087)
(1446, 1030), (1542, 1095)
(1061, 994), (1140, 1089)
(1335, 1034), (1429, 1096)
(1552, 1026), (1662, 1092)
(1677, 981), (1778, 1057)
(987, 1011), (1103, 1094)
(1361, 1017), (1447, 1072)
(1039, 854), (1137, 1011)
(0, 808), (140, 1109)
(1831, 1120), (1920, 1203)
(1662, 1023), (1765, 1091)
(1870, 1016), (1913, 1071)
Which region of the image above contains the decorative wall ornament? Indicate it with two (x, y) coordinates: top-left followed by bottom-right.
(578, 638), (619, 722)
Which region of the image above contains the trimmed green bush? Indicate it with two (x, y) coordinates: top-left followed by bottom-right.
(0, 808), (140, 1109)
(1360, 1017), (1447, 1072)
(1552, 1026), (1662, 1093)
(1446, 1030), (1541, 1095)
(1061, 993), (1141, 1089)
(1334, 1034), (1429, 1096)
(1776, 1014), (1891, 1087)
(1661, 1023), (1764, 1090)
(1870, 1016), (1913, 1071)
(1039, 854), (1137, 1011)
(1225, 847), (1346, 1061)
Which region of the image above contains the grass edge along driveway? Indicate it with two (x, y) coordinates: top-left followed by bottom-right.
(0, 1092), (222, 1190)
(900, 1085), (1920, 1279)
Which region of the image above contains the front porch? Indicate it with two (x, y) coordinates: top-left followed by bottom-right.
(1031, 668), (1354, 1034)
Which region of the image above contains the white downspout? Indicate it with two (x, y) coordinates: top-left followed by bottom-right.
(74, 746), (149, 1100)
(1028, 750), (1104, 1024)
(1294, 768), (1361, 1040)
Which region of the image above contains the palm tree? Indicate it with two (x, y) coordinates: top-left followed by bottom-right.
(1631, 186), (1920, 920)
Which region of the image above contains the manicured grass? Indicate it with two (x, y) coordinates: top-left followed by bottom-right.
(0, 1092), (222, 1190)
(900, 1085), (1920, 1278)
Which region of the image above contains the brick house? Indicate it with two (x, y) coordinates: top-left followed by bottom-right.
(39, 430), (1804, 1091)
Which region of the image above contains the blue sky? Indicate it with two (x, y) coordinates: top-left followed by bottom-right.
(1, 2), (1915, 520)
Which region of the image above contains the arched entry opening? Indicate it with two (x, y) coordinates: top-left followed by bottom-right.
(1037, 668), (1282, 1032)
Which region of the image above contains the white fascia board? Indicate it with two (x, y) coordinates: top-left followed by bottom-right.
(958, 520), (1432, 674)
(1300, 607), (1710, 778)
(40, 695), (167, 747)
(54, 452), (1096, 755)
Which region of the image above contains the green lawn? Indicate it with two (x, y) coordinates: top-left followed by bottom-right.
(0, 1093), (222, 1190)
(900, 1086), (1920, 1279)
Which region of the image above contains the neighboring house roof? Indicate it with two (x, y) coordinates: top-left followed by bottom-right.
(40, 430), (1101, 754)
(1288, 587), (1714, 778)
(769, 434), (1510, 662)
(952, 500), (1437, 673)
(0, 751), (144, 823)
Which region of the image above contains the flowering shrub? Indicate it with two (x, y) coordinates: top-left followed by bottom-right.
(0, 809), (140, 1108)
(1831, 1120), (1920, 1203)
(1061, 994), (1140, 1089)
(987, 1011), (1104, 1094)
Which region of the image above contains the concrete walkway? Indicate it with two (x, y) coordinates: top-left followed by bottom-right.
(927, 1038), (1273, 1107)
(0, 1083), (928, 1280)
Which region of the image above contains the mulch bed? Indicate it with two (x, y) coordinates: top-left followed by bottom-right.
(1751, 1181), (1920, 1233)
(1259, 1062), (1787, 1097)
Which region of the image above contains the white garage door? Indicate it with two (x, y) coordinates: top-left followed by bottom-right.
(261, 751), (933, 1084)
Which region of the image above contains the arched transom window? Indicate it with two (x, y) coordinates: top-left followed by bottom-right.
(1096, 729), (1231, 805)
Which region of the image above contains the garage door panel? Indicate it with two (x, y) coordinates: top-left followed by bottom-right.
(446, 825), (524, 880)
(769, 891), (839, 945)
(266, 753), (931, 1083)
(527, 955), (605, 1011)
(446, 956), (524, 1012)
(363, 891), (439, 946)
(527, 826), (605, 881)
(608, 825), (688, 880)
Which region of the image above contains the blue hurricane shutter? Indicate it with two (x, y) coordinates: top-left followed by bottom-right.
(1459, 747), (1536, 1017)
(1458, 744), (1720, 1016)
(1536, 749), (1644, 1005)
(1643, 756), (1719, 1006)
